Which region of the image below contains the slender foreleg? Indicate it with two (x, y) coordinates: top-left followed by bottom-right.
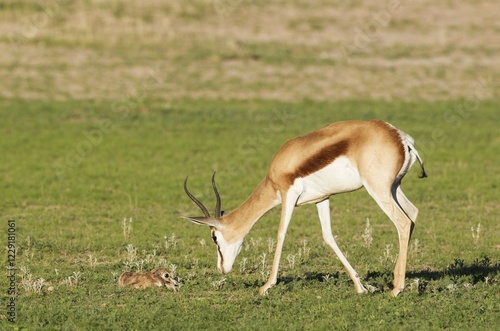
(316, 199), (367, 294)
(259, 190), (299, 295)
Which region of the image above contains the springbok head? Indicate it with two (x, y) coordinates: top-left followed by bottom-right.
(183, 173), (243, 274)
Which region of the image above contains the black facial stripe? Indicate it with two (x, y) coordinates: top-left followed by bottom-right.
(217, 245), (224, 268)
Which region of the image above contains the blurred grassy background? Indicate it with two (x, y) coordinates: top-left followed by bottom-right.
(1, 0), (499, 101)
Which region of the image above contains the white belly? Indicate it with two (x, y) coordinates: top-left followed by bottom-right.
(294, 156), (363, 205)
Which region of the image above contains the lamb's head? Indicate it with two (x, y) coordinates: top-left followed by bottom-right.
(152, 267), (179, 291)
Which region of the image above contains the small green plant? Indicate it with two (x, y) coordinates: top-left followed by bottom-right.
(169, 263), (178, 277)
(63, 271), (82, 288)
(471, 223), (481, 245)
(447, 258), (465, 285)
(144, 249), (157, 264)
(379, 244), (396, 270)
(362, 218), (373, 248)
(267, 238), (276, 254)
(298, 239), (310, 258)
(125, 244), (138, 263)
(239, 257), (248, 273)
(259, 252), (269, 281)
(211, 277), (227, 290)
(247, 237), (263, 251)
(123, 218), (133, 240)
(123, 244), (139, 271)
(19, 266), (47, 294)
(407, 278), (427, 295)
(88, 253), (97, 268)
(164, 233), (178, 249)
(287, 254), (297, 269)
(365, 284), (379, 293)
(322, 274), (332, 282)
(409, 239), (421, 259)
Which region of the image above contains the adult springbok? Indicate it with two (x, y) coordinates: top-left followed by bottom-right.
(183, 120), (426, 296)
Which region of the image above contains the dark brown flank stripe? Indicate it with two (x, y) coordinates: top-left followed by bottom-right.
(286, 140), (350, 184)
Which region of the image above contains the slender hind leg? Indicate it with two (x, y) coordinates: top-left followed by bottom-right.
(316, 199), (367, 294)
(365, 182), (415, 297)
(395, 186), (419, 238)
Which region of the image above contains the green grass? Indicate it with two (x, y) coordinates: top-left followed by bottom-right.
(0, 98), (499, 330)
(1, 0), (499, 329)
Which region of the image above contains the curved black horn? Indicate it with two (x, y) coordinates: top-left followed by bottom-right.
(212, 172), (222, 218)
(184, 177), (211, 218)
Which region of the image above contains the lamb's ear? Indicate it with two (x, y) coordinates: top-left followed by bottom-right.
(181, 216), (222, 228)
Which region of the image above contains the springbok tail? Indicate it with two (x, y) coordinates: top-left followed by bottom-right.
(408, 143), (427, 178)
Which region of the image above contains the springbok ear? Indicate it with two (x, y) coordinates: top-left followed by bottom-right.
(181, 216), (222, 228)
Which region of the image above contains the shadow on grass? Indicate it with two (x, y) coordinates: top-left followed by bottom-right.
(364, 256), (499, 293)
(412, 256), (498, 283)
(243, 257), (499, 293)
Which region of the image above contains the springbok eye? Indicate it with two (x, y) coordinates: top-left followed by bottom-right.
(164, 273), (170, 278)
